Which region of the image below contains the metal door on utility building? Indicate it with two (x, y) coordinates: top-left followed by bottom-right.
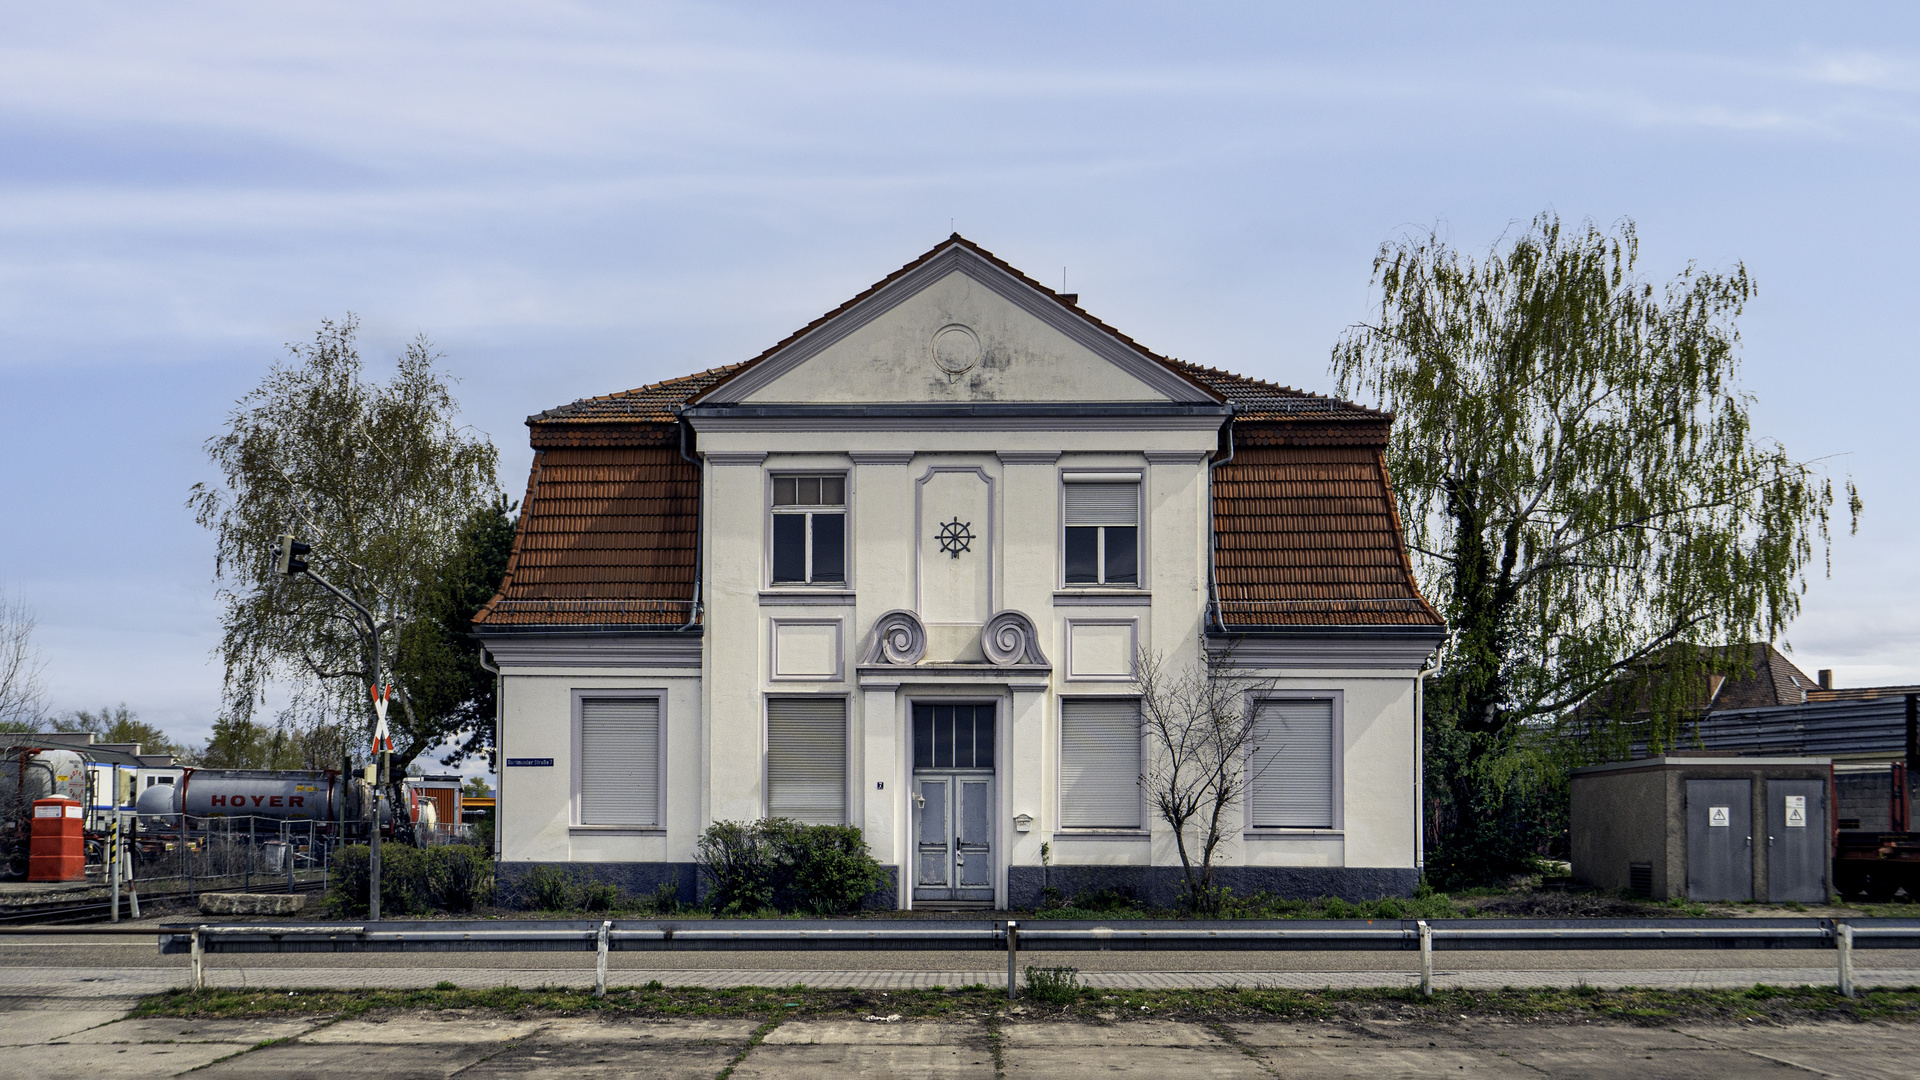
(1767, 779), (1828, 903)
(1687, 778), (1753, 901)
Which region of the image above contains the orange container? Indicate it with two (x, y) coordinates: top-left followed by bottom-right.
(28, 797), (85, 882)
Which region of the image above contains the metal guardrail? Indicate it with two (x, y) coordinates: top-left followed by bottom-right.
(91, 916), (1918, 1001)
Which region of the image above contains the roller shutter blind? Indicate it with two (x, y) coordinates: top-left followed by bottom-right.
(579, 697), (661, 827)
(1060, 698), (1142, 829)
(767, 697), (847, 825)
(1064, 483), (1139, 526)
(1249, 699), (1334, 828)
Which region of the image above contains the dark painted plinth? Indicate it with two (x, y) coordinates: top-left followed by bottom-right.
(1006, 865), (1418, 910)
(494, 861), (899, 912)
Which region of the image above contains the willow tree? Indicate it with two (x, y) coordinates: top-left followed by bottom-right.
(188, 316), (500, 775)
(1332, 214), (1859, 885)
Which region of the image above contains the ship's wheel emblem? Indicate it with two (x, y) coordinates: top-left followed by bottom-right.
(935, 517), (975, 559)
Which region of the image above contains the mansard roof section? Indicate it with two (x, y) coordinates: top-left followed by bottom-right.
(687, 235), (1225, 410)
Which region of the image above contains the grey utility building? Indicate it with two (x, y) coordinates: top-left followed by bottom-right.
(1569, 756), (1831, 903)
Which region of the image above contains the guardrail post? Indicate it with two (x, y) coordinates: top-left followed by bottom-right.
(190, 927), (204, 991)
(596, 920), (611, 998)
(1837, 921), (1854, 998)
(1006, 920), (1018, 1001)
(1418, 920), (1432, 997)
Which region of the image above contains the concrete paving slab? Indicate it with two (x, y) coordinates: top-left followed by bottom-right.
(0, 1007), (131, 1045)
(1254, 1046), (1539, 1078)
(1001, 1019), (1225, 1047)
(196, 1040), (505, 1078)
(59, 1015), (321, 1044)
(1505, 1048), (1812, 1078)
(762, 1019), (981, 1044)
(531, 1016), (759, 1043)
(1002, 1044), (1265, 1078)
(1452, 1018), (1703, 1049)
(1729, 1049), (1920, 1080)
(1228, 1014), (1428, 1045)
(1678, 1019), (1920, 1049)
(299, 1011), (547, 1044)
(733, 1043), (996, 1078)
(24, 1041), (244, 1078)
(465, 1040), (741, 1078)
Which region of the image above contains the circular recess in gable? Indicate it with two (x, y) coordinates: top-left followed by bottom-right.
(931, 323), (982, 374)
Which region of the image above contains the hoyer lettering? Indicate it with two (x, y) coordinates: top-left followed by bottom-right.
(206, 795), (302, 808)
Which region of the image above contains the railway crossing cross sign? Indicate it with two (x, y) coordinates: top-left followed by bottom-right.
(370, 684), (395, 754)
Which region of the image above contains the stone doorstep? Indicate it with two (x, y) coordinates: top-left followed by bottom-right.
(197, 892), (307, 915)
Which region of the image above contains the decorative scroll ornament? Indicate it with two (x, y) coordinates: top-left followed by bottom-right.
(935, 517), (975, 559)
(982, 609), (1049, 667)
(862, 609), (927, 666)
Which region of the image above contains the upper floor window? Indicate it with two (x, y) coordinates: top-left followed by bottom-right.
(1063, 477), (1139, 586)
(772, 474), (846, 585)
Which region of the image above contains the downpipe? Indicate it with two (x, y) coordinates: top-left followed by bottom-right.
(677, 412), (703, 633)
(1205, 408), (1235, 631)
(1415, 646), (1445, 875)
(478, 646), (502, 861)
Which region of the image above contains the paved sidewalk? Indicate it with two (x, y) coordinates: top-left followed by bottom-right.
(5, 1004), (1915, 1079)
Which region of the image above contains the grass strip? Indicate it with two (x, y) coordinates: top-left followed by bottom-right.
(130, 982), (1920, 1026)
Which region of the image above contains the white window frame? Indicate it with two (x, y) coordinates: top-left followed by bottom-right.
(1056, 695), (1147, 834)
(1243, 690), (1344, 835)
(1058, 470), (1144, 589)
(763, 693), (853, 825)
(570, 689), (667, 832)
(767, 471), (850, 588)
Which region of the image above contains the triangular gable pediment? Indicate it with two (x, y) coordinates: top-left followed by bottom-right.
(693, 239), (1220, 407)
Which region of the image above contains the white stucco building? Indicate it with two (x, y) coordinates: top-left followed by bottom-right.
(475, 236), (1444, 908)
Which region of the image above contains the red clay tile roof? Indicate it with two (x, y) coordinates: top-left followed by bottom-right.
(1211, 443), (1442, 627)
(472, 445), (699, 627)
(1165, 361), (1389, 422)
(531, 364), (749, 427)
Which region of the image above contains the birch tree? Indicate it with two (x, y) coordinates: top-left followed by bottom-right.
(188, 316), (500, 775)
(1332, 213), (1859, 884)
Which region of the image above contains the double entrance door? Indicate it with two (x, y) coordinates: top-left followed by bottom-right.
(912, 703), (995, 905)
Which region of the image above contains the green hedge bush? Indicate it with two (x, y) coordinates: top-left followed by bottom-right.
(695, 818), (885, 915)
(326, 843), (495, 917)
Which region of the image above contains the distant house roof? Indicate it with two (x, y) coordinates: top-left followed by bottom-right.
(477, 237), (1434, 633)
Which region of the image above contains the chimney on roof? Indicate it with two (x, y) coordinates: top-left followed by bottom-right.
(1818, 669), (1834, 690)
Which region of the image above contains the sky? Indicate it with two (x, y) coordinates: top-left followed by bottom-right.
(1, 2), (1916, 776)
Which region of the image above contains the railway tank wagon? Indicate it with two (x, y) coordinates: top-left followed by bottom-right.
(134, 768), (341, 822)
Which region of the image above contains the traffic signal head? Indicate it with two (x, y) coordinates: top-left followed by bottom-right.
(276, 534), (312, 576)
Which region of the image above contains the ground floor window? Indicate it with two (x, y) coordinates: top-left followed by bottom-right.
(579, 696), (661, 827)
(1059, 698), (1141, 829)
(1248, 698), (1335, 829)
(766, 696), (848, 824)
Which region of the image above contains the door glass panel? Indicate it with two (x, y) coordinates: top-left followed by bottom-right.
(918, 781), (947, 846)
(960, 781), (990, 846)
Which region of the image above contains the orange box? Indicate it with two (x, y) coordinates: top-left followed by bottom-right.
(28, 797), (84, 882)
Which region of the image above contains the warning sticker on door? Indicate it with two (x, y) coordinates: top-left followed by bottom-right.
(1785, 795), (1807, 827)
(1709, 806), (1731, 827)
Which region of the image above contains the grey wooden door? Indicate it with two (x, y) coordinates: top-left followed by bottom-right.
(1767, 779), (1829, 903)
(1687, 779), (1753, 901)
(912, 772), (994, 903)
